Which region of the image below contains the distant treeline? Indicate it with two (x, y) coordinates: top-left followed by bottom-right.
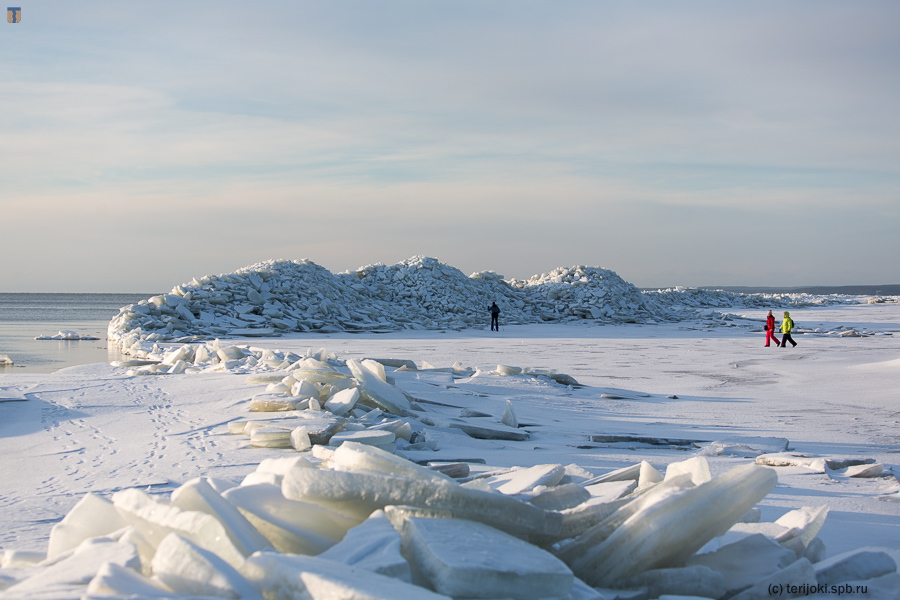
(696, 285), (900, 296)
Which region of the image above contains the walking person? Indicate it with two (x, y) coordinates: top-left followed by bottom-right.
(764, 310), (781, 347)
(489, 302), (501, 332)
(780, 311), (798, 348)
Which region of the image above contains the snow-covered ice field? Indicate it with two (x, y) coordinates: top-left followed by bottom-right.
(1, 300), (899, 598)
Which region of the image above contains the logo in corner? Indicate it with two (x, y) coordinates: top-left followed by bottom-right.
(7, 7), (21, 23)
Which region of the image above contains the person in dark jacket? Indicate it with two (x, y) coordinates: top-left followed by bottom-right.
(764, 310), (781, 347)
(489, 302), (501, 331)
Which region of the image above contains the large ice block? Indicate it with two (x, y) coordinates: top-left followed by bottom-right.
(47, 492), (128, 559)
(330, 441), (451, 483)
(2, 539), (139, 595)
(347, 359), (413, 416)
(282, 465), (562, 538)
(554, 474), (695, 566)
(112, 488), (246, 568)
(85, 561), (174, 598)
(151, 533), (262, 600)
(317, 510), (411, 581)
(396, 515), (574, 599)
(324, 387), (360, 416)
(241, 552), (452, 600)
(570, 463), (777, 587)
(222, 483), (358, 555)
(170, 478), (272, 557)
(686, 533), (797, 593)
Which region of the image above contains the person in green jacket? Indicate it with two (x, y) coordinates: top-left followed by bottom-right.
(780, 311), (797, 347)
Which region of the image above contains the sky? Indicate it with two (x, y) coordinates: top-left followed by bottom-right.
(1, 1), (899, 292)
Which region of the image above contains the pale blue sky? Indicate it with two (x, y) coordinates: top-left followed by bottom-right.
(2, 1), (898, 291)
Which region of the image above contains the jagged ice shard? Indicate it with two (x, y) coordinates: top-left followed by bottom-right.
(570, 463), (777, 587)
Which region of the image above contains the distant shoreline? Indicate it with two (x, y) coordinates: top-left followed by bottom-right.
(691, 284), (900, 296)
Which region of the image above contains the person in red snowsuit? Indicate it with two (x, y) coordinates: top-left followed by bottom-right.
(765, 310), (781, 347)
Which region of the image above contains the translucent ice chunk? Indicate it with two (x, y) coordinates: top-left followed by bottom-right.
(329, 441), (451, 483)
(170, 478), (272, 557)
(47, 492), (127, 559)
(282, 466), (561, 538)
(571, 463), (777, 587)
(249, 393), (299, 412)
(813, 548), (897, 586)
(151, 533), (262, 600)
(347, 359), (412, 416)
(494, 464), (566, 495)
(250, 426), (293, 448)
(3, 539), (139, 595)
(327, 429), (395, 449)
(396, 515), (573, 599)
(241, 552), (452, 600)
(620, 564), (725, 599)
(774, 505), (829, 550)
(291, 426), (312, 451)
(112, 488), (246, 568)
(324, 387), (360, 416)
(664, 456), (711, 485)
(85, 561), (174, 597)
(222, 483), (358, 555)
(318, 510), (411, 581)
(526, 483), (592, 511)
(686, 533), (797, 593)
(501, 399), (518, 428)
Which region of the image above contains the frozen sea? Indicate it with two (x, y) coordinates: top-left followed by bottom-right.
(2, 296), (900, 598)
(0, 293), (154, 373)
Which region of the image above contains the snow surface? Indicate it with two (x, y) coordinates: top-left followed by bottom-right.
(1, 298), (899, 599)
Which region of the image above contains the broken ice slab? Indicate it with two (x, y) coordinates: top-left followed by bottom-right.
(619, 564), (726, 599)
(282, 465), (562, 538)
(567, 463), (777, 587)
(729, 557), (816, 600)
(532, 495), (634, 548)
(697, 436), (791, 457)
(483, 464), (567, 495)
(170, 478), (272, 557)
(111, 487), (247, 568)
(395, 515), (574, 600)
(249, 393), (300, 412)
(47, 492), (128, 559)
(500, 399), (518, 429)
(151, 533), (262, 599)
(2, 539), (140, 596)
(222, 483), (359, 555)
(583, 480), (637, 501)
(317, 510), (411, 582)
(364, 358), (418, 370)
(581, 463), (643, 486)
(525, 483), (592, 511)
(427, 462), (471, 479)
(771, 505), (830, 556)
(85, 561), (175, 597)
(685, 533), (797, 594)
(833, 463), (885, 478)
(242, 552), (452, 600)
(329, 441), (452, 484)
(348, 358), (413, 416)
(418, 415), (529, 441)
(328, 429), (396, 450)
(813, 548), (897, 586)
(250, 426), (294, 448)
(323, 387), (359, 416)
(755, 452), (828, 471)
(664, 456), (712, 486)
(755, 452), (878, 473)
